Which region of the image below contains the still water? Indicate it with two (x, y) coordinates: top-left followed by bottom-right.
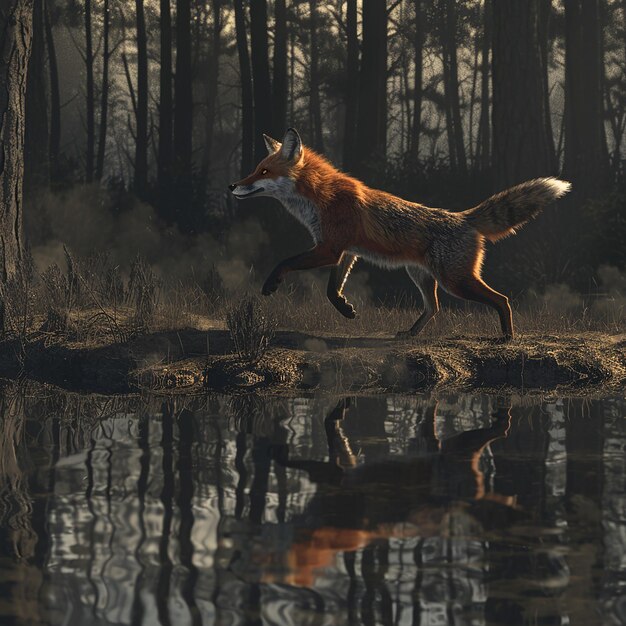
(0, 388), (624, 625)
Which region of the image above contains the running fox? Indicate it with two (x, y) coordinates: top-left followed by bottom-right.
(229, 128), (571, 339)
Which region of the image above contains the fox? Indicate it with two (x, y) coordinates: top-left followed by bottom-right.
(229, 128), (571, 340)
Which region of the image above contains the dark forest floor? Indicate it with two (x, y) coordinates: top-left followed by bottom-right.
(0, 323), (623, 397)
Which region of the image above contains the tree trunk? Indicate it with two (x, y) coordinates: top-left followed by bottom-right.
(410, 0), (424, 161)
(234, 0), (253, 176)
(477, 0), (491, 172)
(355, 0), (387, 180)
(134, 0), (148, 197)
(174, 0), (193, 229)
(158, 0), (173, 194)
(0, 0), (31, 320)
(95, 0), (110, 181)
(342, 0), (358, 169)
(25, 0), (49, 192)
(44, 0), (60, 184)
(308, 0), (324, 152)
(492, 0), (553, 188)
(563, 0), (609, 199)
(250, 0), (273, 163)
(272, 0), (287, 137)
(538, 0), (556, 172)
(85, 0), (94, 182)
(201, 0), (222, 180)
(440, 0), (467, 175)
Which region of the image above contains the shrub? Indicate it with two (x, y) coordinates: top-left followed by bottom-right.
(226, 294), (276, 363)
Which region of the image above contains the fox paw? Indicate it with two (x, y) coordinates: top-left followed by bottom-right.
(395, 329), (417, 340)
(262, 274), (282, 296)
(336, 297), (356, 319)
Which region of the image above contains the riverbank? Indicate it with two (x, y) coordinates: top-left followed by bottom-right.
(0, 326), (623, 396)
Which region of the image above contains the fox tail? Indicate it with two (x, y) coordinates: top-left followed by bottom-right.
(463, 177), (571, 242)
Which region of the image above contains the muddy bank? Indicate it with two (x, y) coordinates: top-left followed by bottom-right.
(0, 327), (623, 396)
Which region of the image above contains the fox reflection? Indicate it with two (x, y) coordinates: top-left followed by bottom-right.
(268, 398), (520, 587)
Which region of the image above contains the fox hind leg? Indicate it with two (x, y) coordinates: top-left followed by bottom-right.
(445, 275), (513, 340)
(327, 254), (358, 319)
(396, 266), (439, 338)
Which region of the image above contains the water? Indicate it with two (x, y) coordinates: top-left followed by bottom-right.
(0, 388), (624, 625)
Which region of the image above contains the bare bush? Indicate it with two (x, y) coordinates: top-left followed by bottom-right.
(226, 295), (276, 363)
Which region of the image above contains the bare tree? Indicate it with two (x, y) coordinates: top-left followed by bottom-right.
(410, 0), (424, 160)
(308, 0), (324, 152)
(234, 0), (253, 176)
(134, 0), (148, 196)
(343, 0), (358, 169)
(0, 0), (32, 327)
(158, 0), (173, 194)
(272, 0), (287, 136)
(25, 0), (49, 192)
(201, 0), (223, 179)
(250, 0), (273, 162)
(85, 0), (94, 182)
(355, 0), (387, 179)
(174, 0), (193, 228)
(44, 0), (61, 183)
(439, 0), (467, 175)
(95, 0), (110, 181)
(492, 0), (554, 188)
(476, 0), (491, 172)
(563, 0), (609, 199)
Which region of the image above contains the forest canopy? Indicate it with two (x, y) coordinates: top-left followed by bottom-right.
(15, 0), (626, 297)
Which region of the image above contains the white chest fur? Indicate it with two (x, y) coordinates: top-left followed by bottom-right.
(269, 177), (322, 243)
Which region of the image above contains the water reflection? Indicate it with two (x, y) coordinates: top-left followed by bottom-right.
(0, 384), (624, 625)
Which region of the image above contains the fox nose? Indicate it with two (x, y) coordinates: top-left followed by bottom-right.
(228, 183), (237, 191)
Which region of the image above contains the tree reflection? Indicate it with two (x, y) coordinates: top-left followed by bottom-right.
(0, 388), (621, 625)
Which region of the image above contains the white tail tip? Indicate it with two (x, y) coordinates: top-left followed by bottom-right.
(541, 177), (572, 199)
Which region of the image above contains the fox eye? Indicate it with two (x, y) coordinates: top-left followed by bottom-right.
(261, 168), (268, 175)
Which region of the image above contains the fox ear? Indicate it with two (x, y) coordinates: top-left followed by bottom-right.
(263, 134), (281, 154)
(280, 128), (303, 162)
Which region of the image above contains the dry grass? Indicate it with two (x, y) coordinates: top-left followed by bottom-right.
(1, 250), (623, 349)
(261, 284), (625, 338)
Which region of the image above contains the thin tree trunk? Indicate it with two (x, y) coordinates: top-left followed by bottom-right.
(134, 0), (148, 196)
(309, 0), (324, 152)
(355, 0), (387, 179)
(440, 0), (466, 175)
(158, 0), (173, 193)
(0, 0), (31, 324)
(410, 0), (423, 160)
(343, 0), (358, 169)
(272, 0), (287, 136)
(25, 0), (49, 192)
(234, 0), (253, 176)
(492, 0), (553, 188)
(538, 0), (556, 172)
(44, 0), (61, 183)
(250, 0), (273, 162)
(85, 0), (94, 182)
(477, 0), (491, 172)
(174, 0), (193, 229)
(201, 0), (222, 179)
(95, 0), (110, 181)
(468, 25), (480, 169)
(563, 0), (609, 199)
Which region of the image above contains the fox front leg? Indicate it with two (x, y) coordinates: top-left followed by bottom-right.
(327, 254), (358, 319)
(262, 244), (343, 296)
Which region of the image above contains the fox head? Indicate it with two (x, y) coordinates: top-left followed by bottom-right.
(228, 128), (304, 199)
